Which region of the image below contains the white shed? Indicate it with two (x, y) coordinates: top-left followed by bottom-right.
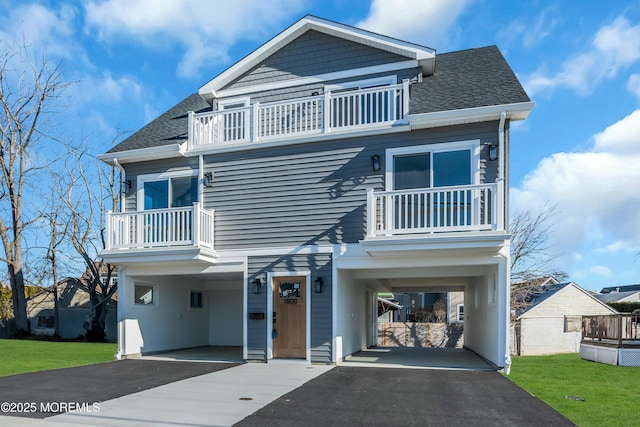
(512, 282), (618, 356)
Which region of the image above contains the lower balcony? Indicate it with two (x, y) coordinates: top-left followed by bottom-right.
(365, 183), (503, 238)
(103, 203), (215, 263)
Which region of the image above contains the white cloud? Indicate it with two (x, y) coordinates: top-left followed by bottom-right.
(589, 265), (613, 277)
(500, 7), (558, 49)
(356, 0), (471, 48)
(83, 0), (305, 79)
(511, 109), (640, 254)
(628, 73), (640, 98)
(523, 16), (640, 96)
(0, 3), (89, 66)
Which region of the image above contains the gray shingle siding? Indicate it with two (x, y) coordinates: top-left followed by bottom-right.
(247, 254), (332, 363)
(224, 30), (408, 90)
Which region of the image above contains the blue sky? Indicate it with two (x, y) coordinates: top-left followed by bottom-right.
(1, 0), (639, 291)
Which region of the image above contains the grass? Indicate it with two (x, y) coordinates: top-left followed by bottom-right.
(0, 339), (117, 377)
(507, 353), (640, 427)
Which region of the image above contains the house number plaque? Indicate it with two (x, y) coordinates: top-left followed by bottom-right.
(284, 299), (298, 305)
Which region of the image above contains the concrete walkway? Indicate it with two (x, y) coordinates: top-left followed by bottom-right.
(0, 362), (333, 427)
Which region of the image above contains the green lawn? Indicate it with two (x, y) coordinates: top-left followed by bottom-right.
(0, 339), (117, 377)
(507, 353), (640, 427)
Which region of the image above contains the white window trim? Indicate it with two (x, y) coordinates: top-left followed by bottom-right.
(218, 96), (250, 110)
(325, 75), (397, 92)
(266, 270), (312, 362)
(136, 169), (199, 210)
(384, 139), (481, 191)
(133, 282), (157, 308)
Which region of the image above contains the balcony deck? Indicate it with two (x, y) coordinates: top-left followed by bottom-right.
(187, 82), (409, 149)
(104, 204), (215, 262)
(365, 183), (504, 238)
(580, 314), (640, 366)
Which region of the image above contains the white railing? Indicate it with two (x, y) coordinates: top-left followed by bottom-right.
(188, 81), (409, 149)
(366, 183), (502, 237)
(105, 203), (214, 251)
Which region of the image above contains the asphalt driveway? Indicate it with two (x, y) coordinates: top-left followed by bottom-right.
(236, 366), (576, 427)
(0, 359), (237, 419)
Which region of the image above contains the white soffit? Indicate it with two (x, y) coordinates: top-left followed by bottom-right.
(198, 15), (435, 100)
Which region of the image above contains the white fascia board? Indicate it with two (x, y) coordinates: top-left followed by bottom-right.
(97, 143), (186, 165)
(215, 60), (417, 99)
(409, 102), (535, 130)
(199, 15), (435, 100)
(183, 124), (409, 157)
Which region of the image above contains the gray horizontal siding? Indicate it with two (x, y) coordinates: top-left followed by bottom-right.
(204, 122), (500, 250)
(247, 254), (332, 363)
(225, 30), (408, 90)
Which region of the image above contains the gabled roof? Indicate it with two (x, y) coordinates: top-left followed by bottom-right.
(198, 15), (436, 101)
(516, 282), (616, 319)
(594, 290), (640, 304)
(600, 284), (640, 294)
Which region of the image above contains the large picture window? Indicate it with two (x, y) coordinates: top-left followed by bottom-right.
(388, 141), (478, 191)
(138, 172), (198, 211)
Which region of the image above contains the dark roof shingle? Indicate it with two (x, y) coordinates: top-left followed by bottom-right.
(107, 94), (210, 154)
(409, 45), (530, 114)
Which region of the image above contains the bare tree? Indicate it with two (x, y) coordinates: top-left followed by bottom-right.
(509, 204), (566, 320)
(0, 41), (67, 334)
(59, 147), (119, 341)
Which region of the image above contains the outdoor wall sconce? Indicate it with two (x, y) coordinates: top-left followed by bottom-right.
(314, 277), (323, 293)
(488, 144), (498, 161)
(122, 180), (132, 193)
(252, 278), (262, 294)
(203, 171), (214, 187)
(371, 154), (381, 172)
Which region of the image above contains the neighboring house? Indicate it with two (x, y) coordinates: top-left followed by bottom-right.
(27, 278), (117, 342)
(392, 291), (464, 324)
(98, 16), (533, 368)
(595, 284), (640, 306)
(511, 282), (617, 356)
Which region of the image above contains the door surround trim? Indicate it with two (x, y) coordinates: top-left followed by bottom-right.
(266, 271), (311, 362)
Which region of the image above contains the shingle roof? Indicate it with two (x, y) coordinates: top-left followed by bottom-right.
(600, 284), (640, 294)
(107, 46), (529, 154)
(106, 94), (210, 154)
(410, 45), (530, 114)
(594, 290), (640, 303)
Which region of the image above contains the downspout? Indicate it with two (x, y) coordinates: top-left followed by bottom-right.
(112, 158), (126, 213)
(497, 111), (512, 374)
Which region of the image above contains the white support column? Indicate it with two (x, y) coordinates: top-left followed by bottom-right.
(323, 91), (331, 133)
(187, 111), (195, 149)
(402, 80), (410, 122)
(252, 102), (260, 142)
(366, 188), (375, 237)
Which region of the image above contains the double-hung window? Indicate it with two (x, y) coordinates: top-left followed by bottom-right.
(385, 140), (480, 231)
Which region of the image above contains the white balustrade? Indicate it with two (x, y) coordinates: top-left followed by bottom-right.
(187, 82), (409, 148)
(105, 203), (214, 250)
(366, 184), (500, 237)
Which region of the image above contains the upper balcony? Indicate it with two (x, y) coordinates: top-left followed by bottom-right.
(365, 183), (504, 239)
(187, 82), (410, 149)
(103, 203), (216, 263)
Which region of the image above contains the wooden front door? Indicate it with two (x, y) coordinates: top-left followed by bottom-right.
(272, 276), (306, 359)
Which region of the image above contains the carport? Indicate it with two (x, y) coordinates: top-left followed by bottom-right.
(334, 244), (510, 369)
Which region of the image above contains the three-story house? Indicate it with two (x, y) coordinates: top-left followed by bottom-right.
(99, 15), (532, 368)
